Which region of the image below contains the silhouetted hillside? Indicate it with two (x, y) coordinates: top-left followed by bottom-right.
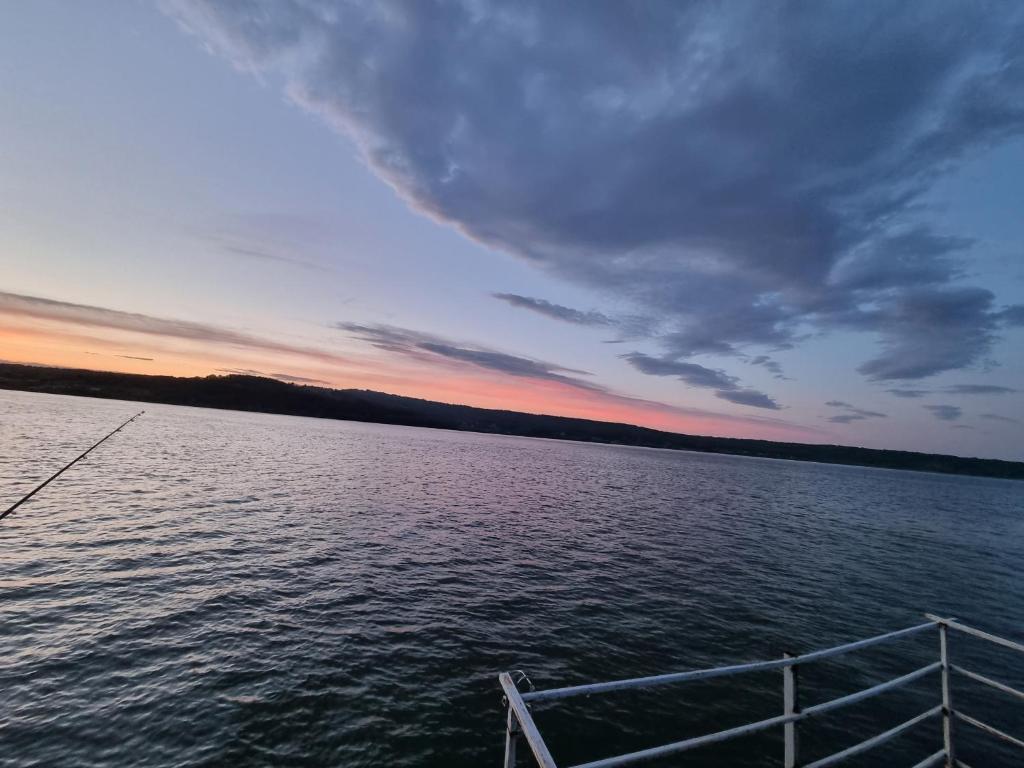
(2, 362), (1021, 480)
(0, 363), (439, 429)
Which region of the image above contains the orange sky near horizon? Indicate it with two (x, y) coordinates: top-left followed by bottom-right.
(0, 318), (815, 444)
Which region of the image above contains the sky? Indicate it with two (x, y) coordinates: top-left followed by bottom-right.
(1, 1), (1023, 459)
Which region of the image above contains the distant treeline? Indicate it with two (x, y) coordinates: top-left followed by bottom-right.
(2, 362), (1022, 480)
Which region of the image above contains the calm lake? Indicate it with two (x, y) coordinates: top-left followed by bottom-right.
(2, 389), (1022, 767)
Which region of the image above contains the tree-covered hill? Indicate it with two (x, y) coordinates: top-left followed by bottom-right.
(2, 362), (1021, 480)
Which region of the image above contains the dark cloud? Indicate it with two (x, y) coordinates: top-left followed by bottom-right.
(828, 414), (866, 425)
(887, 389), (929, 399)
(980, 413), (1020, 424)
(623, 353), (737, 390)
(943, 384), (1016, 395)
(622, 352), (779, 409)
(825, 400), (887, 424)
(888, 383), (1015, 397)
(999, 306), (1024, 326)
(716, 389), (781, 410)
(167, 1), (1024, 385)
(850, 287), (1009, 380)
(337, 322), (596, 388)
(951, 424), (975, 430)
(750, 355), (786, 379)
(0, 290), (351, 365)
(420, 342), (595, 381)
(492, 293), (611, 326)
(828, 229), (970, 291)
(924, 404), (962, 421)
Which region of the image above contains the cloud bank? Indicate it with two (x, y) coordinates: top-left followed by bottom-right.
(622, 352), (779, 409)
(334, 321), (804, 430)
(944, 384), (1016, 395)
(887, 383), (1016, 398)
(0, 290), (350, 365)
(492, 293), (611, 327)
(166, 0), (1024, 394)
(336, 322), (595, 389)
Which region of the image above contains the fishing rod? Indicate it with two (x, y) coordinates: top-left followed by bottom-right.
(0, 411), (144, 523)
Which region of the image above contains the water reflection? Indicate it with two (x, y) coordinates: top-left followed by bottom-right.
(1, 390), (1022, 766)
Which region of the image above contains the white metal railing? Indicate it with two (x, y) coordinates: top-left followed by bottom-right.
(498, 614), (1024, 768)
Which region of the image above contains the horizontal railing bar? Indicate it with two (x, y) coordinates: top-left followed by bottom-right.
(954, 710), (1024, 751)
(498, 672), (558, 768)
(568, 712), (793, 768)
(565, 665), (940, 768)
(946, 620), (1024, 656)
(909, 749), (946, 768)
(523, 620), (937, 703)
(801, 705), (942, 768)
(952, 664), (1024, 703)
(801, 661), (941, 719)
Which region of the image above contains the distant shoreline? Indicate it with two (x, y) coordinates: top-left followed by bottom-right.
(2, 362), (1022, 481)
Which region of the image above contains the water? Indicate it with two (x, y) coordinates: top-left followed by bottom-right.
(1, 389), (1022, 767)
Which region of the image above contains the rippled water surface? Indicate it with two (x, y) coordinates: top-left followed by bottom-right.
(2, 390), (1023, 767)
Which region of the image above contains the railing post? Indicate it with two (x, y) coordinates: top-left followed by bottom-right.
(504, 704), (519, 768)
(939, 622), (955, 767)
(784, 652), (800, 768)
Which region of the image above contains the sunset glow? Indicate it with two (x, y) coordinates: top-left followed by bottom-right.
(2, 1), (1022, 458)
